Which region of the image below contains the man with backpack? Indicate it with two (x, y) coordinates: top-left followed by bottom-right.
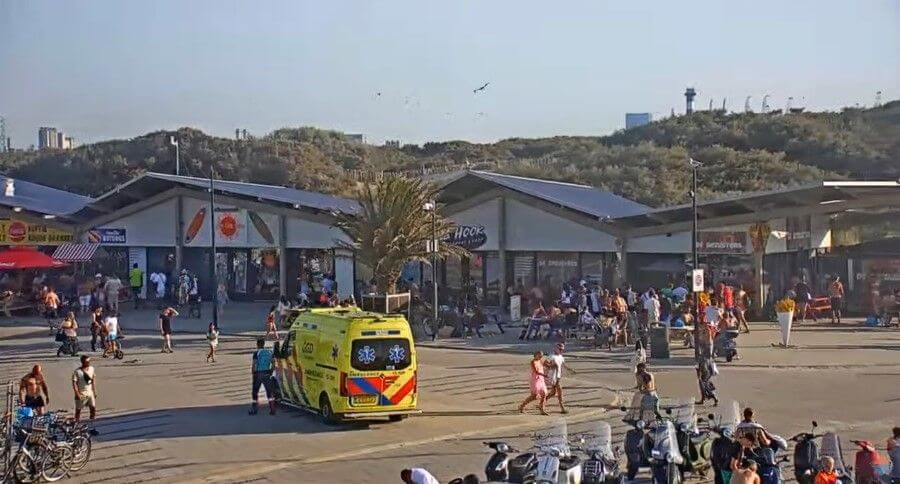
(249, 338), (276, 416)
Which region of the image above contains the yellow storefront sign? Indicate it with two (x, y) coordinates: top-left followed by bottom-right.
(0, 219), (73, 246)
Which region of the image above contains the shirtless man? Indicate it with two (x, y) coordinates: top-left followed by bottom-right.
(19, 365), (50, 415)
(730, 460), (760, 484)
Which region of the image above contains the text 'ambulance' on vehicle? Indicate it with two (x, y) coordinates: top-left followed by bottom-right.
(274, 306), (419, 423)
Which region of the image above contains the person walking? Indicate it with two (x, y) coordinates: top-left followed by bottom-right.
(276, 295), (290, 327)
(72, 355), (97, 422)
(105, 274), (122, 314)
(103, 311), (120, 358)
(828, 277), (845, 324)
(644, 290), (661, 325)
(735, 285), (751, 333)
(129, 263), (144, 310)
(545, 343), (574, 414)
(696, 353), (719, 406)
(794, 277), (816, 323)
(159, 307), (178, 353)
(249, 338), (277, 415)
(19, 365), (50, 415)
(887, 427), (900, 484)
(517, 351), (549, 415)
(265, 306), (280, 340)
(44, 286), (60, 327)
(206, 322), (219, 363)
(90, 307), (103, 352)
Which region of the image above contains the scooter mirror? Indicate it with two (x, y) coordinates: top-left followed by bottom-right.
(665, 408), (672, 415)
(708, 413), (715, 420)
(812, 421), (818, 427)
(619, 406), (627, 412)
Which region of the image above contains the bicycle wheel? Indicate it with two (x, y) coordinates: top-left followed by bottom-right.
(12, 451), (40, 484)
(68, 434), (92, 472)
(39, 442), (73, 482)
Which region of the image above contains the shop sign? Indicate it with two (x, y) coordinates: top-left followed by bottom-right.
(446, 225), (487, 250)
(698, 232), (747, 254)
(88, 228), (126, 244)
(786, 216), (811, 250)
(691, 269), (705, 292)
(0, 219), (73, 245)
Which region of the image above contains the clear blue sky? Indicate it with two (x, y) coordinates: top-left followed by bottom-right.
(1, 0), (898, 147)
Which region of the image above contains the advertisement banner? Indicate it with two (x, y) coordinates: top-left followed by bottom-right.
(0, 219), (73, 246)
(88, 228), (126, 244)
(509, 294), (522, 322)
(445, 225), (487, 250)
(786, 216), (811, 250)
(698, 232), (747, 254)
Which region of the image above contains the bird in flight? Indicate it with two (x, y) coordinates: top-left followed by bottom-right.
(473, 82), (490, 94)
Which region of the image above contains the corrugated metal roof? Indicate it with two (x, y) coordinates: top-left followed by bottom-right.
(469, 171), (650, 219)
(144, 173), (359, 213)
(0, 175), (94, 216)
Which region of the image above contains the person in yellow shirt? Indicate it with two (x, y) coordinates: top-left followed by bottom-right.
(129, 264), (144, 310)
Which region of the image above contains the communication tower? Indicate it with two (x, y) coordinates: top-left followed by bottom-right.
(685, 87), (697, 114)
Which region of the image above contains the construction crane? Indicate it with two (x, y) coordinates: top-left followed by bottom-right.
(744, 96), (753, 113)
(875, 91), (883, 107)
(761, 94), (771, 113)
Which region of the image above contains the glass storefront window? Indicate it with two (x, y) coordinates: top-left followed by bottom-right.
(537, 252), (579, 299)
(482, 252), (501, 306)
(511, 253), (535, 289)
(296, 249), (335, 296)
(580, 253), (605, 286)
(250, 248), (280, 297)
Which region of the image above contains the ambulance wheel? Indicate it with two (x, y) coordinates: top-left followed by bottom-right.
(319, 394), (340, 424)
(389, 414), (406, 422)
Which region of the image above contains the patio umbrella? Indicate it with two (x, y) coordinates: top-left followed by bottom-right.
(0, 246), (68, 270)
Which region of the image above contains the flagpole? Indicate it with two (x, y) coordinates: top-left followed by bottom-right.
(208, 171), (218, 326)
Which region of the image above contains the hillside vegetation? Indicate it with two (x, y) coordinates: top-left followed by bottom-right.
(1, 101), (897, 207)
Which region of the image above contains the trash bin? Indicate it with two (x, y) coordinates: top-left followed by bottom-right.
(650, 325), (670, 359)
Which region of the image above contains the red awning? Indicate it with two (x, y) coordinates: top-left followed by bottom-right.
(52, 243), (100, 262)
(0, 247), (68, 270)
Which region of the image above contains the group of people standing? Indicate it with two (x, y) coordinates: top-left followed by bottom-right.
(18, 358), (99, 424)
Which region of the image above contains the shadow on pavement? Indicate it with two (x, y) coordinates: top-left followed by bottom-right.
(92, 404), (367, 441)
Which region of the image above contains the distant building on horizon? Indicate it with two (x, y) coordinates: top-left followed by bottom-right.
(625, 113), (652, 129)
(384, 140), (401, 148)
(345, 133), (365, 144)
(38, 127), (73, 150)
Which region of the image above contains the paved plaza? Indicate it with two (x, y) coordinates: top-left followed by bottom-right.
(0, 304), (897, 483)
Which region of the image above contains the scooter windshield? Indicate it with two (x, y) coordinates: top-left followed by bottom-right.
(584, 421), (614, 460)
(625, 390), (659, 423)
(668, 399), (698, 433)
(534, 418), (569, 456)
(819, 432), (849, 474)
(717, 400), (741, 432)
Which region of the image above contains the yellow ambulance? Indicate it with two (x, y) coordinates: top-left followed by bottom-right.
(274, 307), (419, 423)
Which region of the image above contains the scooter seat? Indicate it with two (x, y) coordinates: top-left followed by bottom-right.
(559, 456), (582, 471)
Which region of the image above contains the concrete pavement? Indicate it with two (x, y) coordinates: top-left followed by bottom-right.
(0, 306), (897, 483)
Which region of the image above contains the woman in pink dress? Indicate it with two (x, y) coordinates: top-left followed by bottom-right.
(518, 351), (549, 415)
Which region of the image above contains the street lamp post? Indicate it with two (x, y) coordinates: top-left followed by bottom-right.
(689, 158), (702, 361)
(423, 201), (438, 340)
(208, 171), (218, 327)
(170, 136), (180, 176)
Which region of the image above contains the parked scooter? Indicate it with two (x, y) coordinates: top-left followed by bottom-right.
(647, 408), (685, 484)
(670, 400), (713, 480)
(791, 421), (822, 484)
(849, 440), (891, 484)
(708, 401), (741, 484)
(524, 420), (582, 484)
(577, 421), (624, 484)
(621, 392), (660, 480)
(483, 441), (536, 483)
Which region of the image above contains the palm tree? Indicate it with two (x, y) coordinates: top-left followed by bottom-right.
(334, 176), (467, 294)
